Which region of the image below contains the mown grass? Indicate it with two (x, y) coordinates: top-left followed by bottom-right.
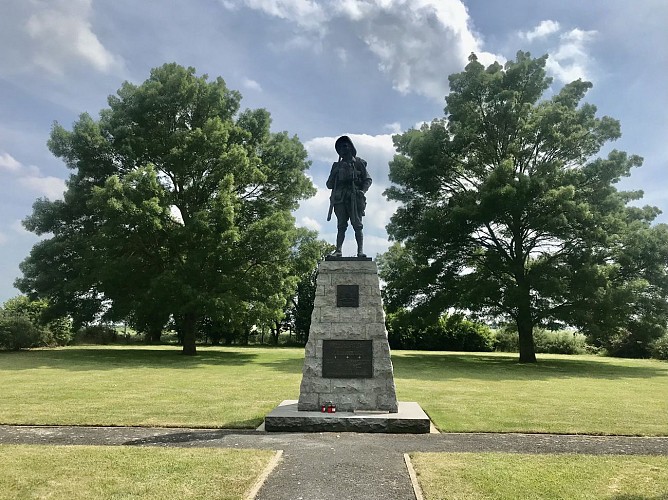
(0, 444), (275, 500)
(410, 452), (668, 500)
(1, 346), (666, 435)
(393, 350), (668, 435)
(0, 346), (301, 428)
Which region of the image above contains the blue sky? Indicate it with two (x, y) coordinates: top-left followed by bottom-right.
(1, 0), (667, 304)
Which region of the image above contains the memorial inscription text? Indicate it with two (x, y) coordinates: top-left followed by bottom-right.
(322, 340), (373, 378)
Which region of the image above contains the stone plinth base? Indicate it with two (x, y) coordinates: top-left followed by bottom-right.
(298, 259), (398, 413)
(265, 400), (430, 434)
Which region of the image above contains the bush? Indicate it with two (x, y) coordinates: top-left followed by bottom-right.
(385, 310), (494, 351)
(533, 328), (587, 355)
(73, 325), (118, 345)
(42, 317), (74, 346)
(0, 315), (44, 350)
(650, 334), (668, 360)
(493, 327), (586, 355)
(0, 296), (73, 349)
(492, 327), (519, 352)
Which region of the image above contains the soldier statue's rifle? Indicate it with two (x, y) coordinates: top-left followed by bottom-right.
(326, 156), (341, 221)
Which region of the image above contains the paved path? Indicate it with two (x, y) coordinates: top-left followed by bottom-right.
(2, 426), (667, 500)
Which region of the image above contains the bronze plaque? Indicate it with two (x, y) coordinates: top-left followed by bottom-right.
(322, 340), (373, 378)
(337, 285), (359, 307)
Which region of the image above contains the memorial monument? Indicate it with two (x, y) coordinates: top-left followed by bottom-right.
(264, 136), (429, 433)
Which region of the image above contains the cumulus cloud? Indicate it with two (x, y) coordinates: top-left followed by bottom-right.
(517, 20), (597, 84)
(300, 216), (322, 231)
(0, 0), (123, 77)
(222, 0), (503, 100)
(18, 176), (67, 200)
(0, 151), (66, 200)
(520, 20), (560, 42)
(242, 77), (263, 92)
(0, 153), (23, 173)
(547, 28), (598, 83)
(225, 0), (327, 30)
(384, 122), (402, 134)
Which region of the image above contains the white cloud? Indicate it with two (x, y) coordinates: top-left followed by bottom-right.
(0, 0), (123, 77)
(242, 77), (263, 92)
(0, 151), (66, 200)
(383, 122), (402, 134)
(170, 205), (184, 225)
(227, 0), (503, 100)
(520, 20), (560, 42)
(18, 176), (67, 200)
(221, 0), (327, 30)
(0, 153), (22, 173)
(339, 0), (502, 99)
(517, 20), (597, 84)
(10, 220), (31, 235)
(547, 28), (598, 83)
(335, 47), (348, 64)
(300, 216), (322, 231)
(0, 232), (7, 246)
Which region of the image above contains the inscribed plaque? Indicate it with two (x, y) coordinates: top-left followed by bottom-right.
(337, 285), (359, 307)
(322, 340), (373, 378)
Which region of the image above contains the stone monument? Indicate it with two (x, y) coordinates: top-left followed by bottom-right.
(264, 256), (429, 432)
(263, 135), (429, 433)
(297, 256), (398, 412)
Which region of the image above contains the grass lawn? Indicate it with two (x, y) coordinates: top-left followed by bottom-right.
(410, 452), (668, 500)
(1, 346), (666, 434)
(0, 444), (275, 500)
(393, 350), (668, 435)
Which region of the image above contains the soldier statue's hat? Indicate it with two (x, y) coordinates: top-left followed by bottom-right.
(335, 135), (357, 157)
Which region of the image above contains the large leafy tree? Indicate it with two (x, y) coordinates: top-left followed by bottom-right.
(382, 52), (668, 362)
(290, 238), (334, 344)
(17, 63), (316, 355)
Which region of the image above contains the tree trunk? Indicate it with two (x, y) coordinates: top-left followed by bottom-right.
(181, 312), (197, 356)
(145, 326), (162, 343)
(517, 316), (536, 363)
(516, 288), (537, 363)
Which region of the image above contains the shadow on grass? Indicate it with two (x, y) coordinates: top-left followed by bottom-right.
(392, 353), (668, 381)
(249, 350), (667, 381)
(256, 356), (304, 374)
(0, 347), (259, 371)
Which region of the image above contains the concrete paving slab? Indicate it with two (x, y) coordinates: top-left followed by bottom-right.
(264, 400), (431, 433)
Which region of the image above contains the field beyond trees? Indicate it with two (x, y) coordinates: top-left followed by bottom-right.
(1, 346), (666, 435)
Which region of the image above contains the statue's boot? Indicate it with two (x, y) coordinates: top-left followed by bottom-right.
(333, 228), (345, 256)
(355, 230), (366, 257)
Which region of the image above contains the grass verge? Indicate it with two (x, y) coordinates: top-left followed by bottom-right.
(410, 452), (668, 500)
(0, 444), (275, 500)
(1, 346), (666, 434)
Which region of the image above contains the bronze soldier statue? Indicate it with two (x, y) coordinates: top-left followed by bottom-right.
(326, 136), (372, 257)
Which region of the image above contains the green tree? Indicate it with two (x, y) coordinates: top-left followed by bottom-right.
(290, 238), (334, 344)
(17, 63), (316, 355)
(382, 51), (668, 362)
(0, 296), (72, 349)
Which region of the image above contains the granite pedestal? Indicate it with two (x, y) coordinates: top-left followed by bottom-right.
(265, 257), (430, 433)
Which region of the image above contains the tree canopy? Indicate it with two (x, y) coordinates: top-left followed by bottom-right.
(381, 51), (668, 362)
(17, 63), (319, 355)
